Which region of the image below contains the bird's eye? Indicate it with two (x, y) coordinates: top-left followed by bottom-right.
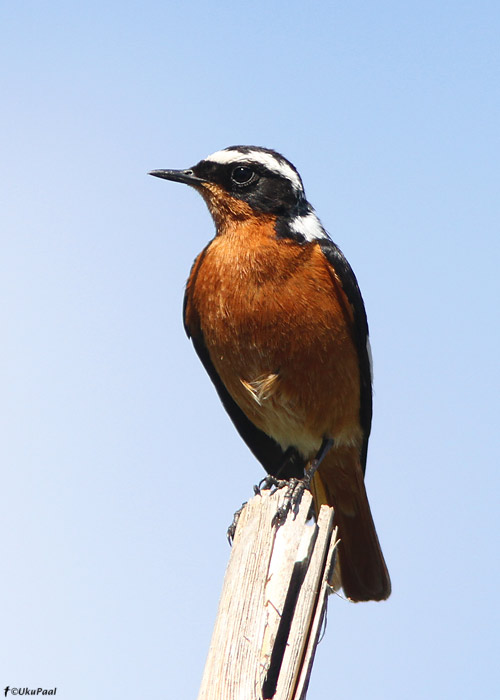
(231, 165), (255, 185)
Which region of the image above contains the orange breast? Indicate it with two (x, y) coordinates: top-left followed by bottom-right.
(184, 218), (362, 457)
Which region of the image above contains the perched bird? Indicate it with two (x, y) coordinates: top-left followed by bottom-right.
(150, 146), (391, 602)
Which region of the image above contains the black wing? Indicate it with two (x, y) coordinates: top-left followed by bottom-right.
(318, 239), (373, 474)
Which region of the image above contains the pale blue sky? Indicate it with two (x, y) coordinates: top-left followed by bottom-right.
(1, 2), (499, 698)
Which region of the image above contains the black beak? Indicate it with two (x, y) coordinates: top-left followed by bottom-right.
(148, 168), (207, 186)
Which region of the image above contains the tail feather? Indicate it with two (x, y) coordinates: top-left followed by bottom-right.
(311, 447), (391, 602)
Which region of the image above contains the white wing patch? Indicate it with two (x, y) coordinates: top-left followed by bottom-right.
(289, 211), (328, 242)
(205, 148), (303, 193)
(366, 337), (373, 381)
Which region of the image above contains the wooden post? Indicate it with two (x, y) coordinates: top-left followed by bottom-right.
(197, 487), (338, 700)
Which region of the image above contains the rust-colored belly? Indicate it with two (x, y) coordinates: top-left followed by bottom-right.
(186, 229), (362, 457)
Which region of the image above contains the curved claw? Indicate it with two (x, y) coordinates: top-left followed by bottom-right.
(227, 501), (247, 544)
(271, 477), (306, 527)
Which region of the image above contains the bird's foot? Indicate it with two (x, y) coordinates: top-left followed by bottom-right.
(226, 474), (299, 542)
(227, 501), (248, 544)
(255, 475), (290, 495)
(268, 448), (332, 527)
(271, 477), (306, 527)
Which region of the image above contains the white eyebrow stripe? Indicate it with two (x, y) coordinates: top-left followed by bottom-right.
(289, 211), (328, 242)
(205, 148), (303, 192)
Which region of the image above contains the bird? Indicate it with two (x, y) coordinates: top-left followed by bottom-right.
(150, 146), (391, 602)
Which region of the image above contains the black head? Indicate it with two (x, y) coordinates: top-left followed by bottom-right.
(150, 145), (309, 218)
(150, 146), (332, 244)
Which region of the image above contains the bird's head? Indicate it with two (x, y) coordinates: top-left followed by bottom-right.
(150, 146), (327, 242)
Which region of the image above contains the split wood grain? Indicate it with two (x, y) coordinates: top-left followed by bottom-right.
(197, 487), (337, 700)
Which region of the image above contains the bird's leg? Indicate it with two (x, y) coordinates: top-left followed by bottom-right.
(303, 437), (334, 487)
(272, 438), (334, 527)
(230, 440), (335, 537)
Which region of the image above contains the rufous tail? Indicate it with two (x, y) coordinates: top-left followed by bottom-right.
(311, 446), (391, 602)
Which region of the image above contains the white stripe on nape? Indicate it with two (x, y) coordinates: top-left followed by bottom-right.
(205, 148), (304, 192)
(289, 211), (328, 242)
